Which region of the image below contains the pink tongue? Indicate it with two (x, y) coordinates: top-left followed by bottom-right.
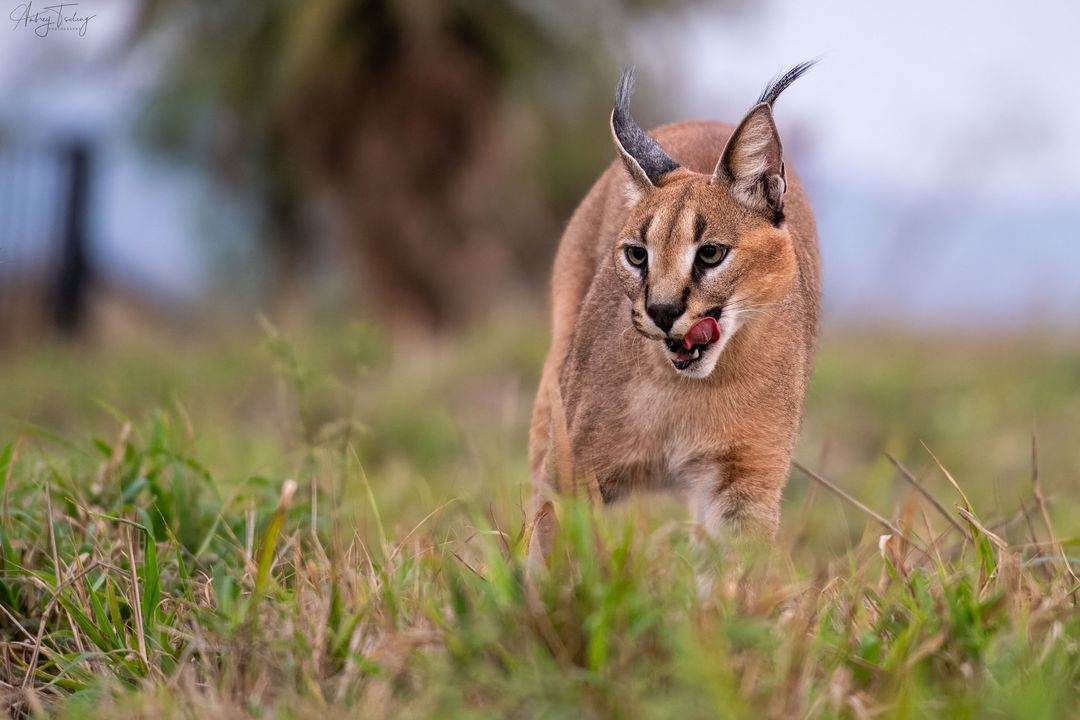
(683, 317), (720, 349)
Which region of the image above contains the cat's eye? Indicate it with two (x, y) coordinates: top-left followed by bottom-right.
(696, 243), (729, 267)
(625, 246), (648, 267)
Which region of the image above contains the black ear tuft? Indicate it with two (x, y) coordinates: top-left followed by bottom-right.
(714, 60), (816, 220)
(757, 59), (817, 107)
(611, 68), (680, 189)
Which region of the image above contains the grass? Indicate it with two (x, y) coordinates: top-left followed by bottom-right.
(1, 315), (1079, 718)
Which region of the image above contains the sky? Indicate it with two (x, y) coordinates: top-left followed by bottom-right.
(0, 0), (1078, 324)
(667, 0), (1080, 201)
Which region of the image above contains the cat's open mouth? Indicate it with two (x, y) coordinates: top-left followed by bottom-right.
(663, 317), (721, 370)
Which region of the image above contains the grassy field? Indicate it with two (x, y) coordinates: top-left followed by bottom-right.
(1, 315), (1079, 718)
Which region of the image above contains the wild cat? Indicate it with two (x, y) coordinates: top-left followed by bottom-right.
(528, 63), (821, 560)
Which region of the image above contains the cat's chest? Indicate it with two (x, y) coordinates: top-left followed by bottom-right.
(622, 383), (731, 461)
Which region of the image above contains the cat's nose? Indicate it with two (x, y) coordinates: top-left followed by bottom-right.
(645, 302), (684, 334)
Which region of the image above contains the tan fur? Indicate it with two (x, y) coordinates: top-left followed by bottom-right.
(528, 117), (821, 554)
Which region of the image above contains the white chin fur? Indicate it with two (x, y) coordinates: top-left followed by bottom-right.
(667, 311), (741, 379)
(671, 338), (724, 379)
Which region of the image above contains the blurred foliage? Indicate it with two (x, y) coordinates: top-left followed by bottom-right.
(132, 0), (734, 328)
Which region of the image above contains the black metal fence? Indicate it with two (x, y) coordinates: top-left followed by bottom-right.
(0, 140), (92, 347)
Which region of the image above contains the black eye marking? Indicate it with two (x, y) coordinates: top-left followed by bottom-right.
(625, 245), (648, 268)
(639, 215), (654, 241)
(693, 214), (706, 243)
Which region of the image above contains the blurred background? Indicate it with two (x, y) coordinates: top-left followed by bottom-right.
(1, 0), (1078, 547)
(6, 0), (1080, 341)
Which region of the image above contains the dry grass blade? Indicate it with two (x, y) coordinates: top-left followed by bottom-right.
(0, 598), (43, 657)
(45, 490), (88, 658)
(450, 551), (485, 580)
(1030, 435), (1080, 586)
(24, 485), (62, 688)
(956, 507), (1008, 550)
(126, 525), (150, 669)
(921, 442), (972, 511)
(388, 499), (458, 562)
(885, 453), (966, 535)
(18, 559), (102, 689)
(791, 461), (914, 545)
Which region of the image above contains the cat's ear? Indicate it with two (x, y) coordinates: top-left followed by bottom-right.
(712, 103), (786, 216)
(712, 60), (816, 220)
(611, 68), (680, 196)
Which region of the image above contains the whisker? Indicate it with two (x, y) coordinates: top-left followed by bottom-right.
(724, 298), (779, 311)
(723, 300), (780, 316)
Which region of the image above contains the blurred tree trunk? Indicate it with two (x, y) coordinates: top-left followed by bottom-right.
(53, 142), (92, 335)
(289, 15), (515, 330)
